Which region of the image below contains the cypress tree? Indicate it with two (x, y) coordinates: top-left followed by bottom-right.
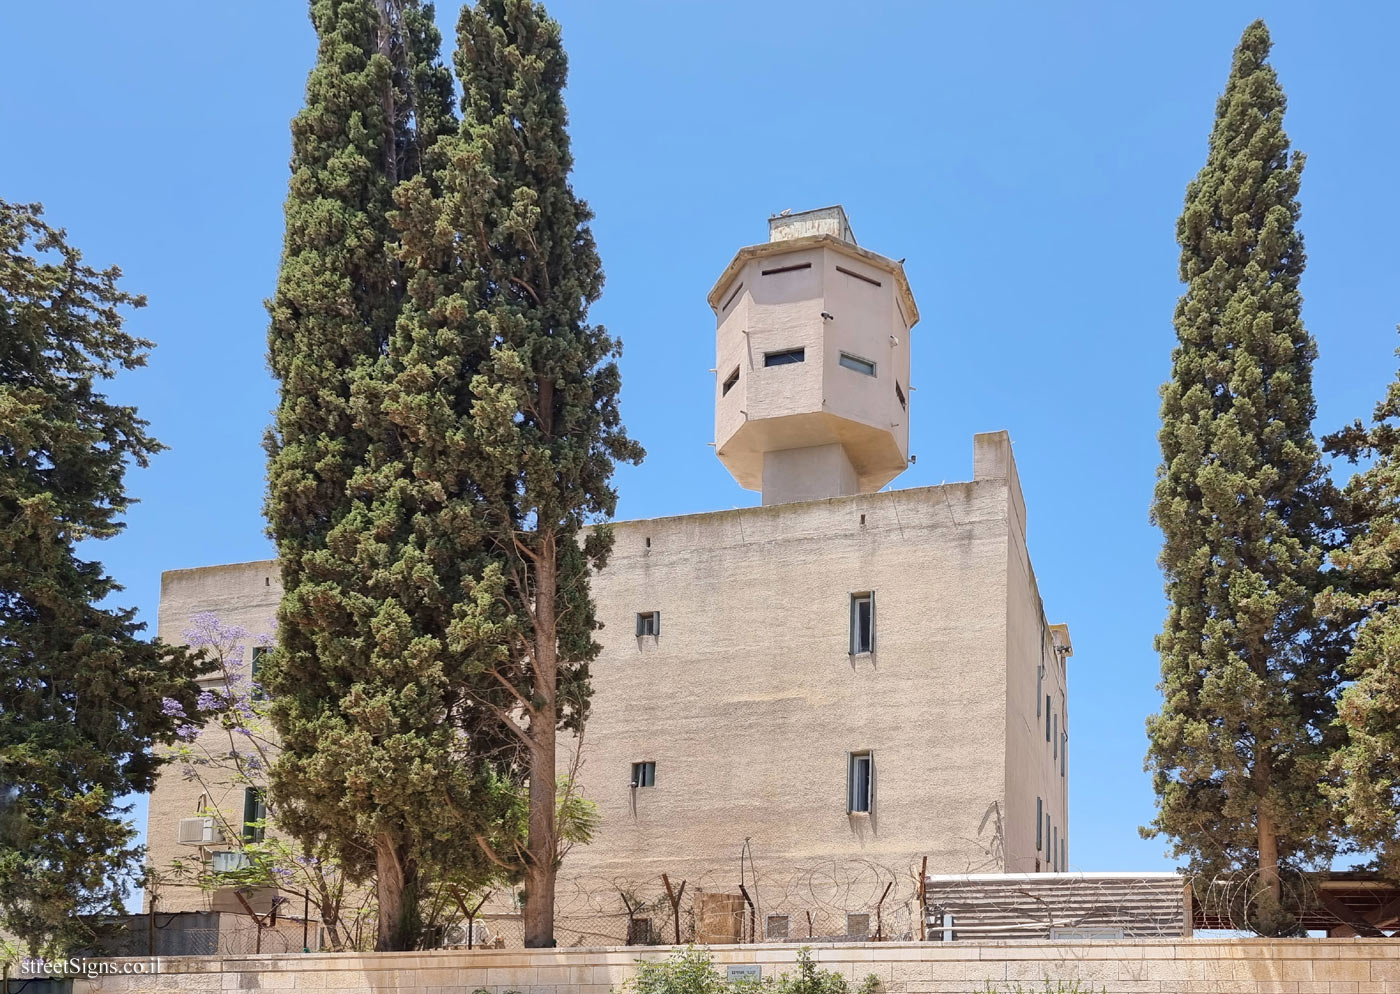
(1319, 336), (1400, 881)
(263, 0), (471, 951)
(1145, 21), (1341, 933)
(419, 0), (643, 947)
(0, 201), (205, 953)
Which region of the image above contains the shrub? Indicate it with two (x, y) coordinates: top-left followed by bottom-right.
(613, 946), (880, 994)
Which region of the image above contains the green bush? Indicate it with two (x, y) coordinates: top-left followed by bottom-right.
(613, 946), (880, 994)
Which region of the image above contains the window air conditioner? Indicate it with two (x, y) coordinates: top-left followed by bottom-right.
(176, 816), (222, 845)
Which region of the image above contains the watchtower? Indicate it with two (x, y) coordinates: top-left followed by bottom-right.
(709, 206), (920, 505)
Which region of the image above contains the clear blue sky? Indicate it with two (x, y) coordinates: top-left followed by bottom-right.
(5, 2), (1399, 883)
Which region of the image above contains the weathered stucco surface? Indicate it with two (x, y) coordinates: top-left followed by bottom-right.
(146, 432), (1071, 923)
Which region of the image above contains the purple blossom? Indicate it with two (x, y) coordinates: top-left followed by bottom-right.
(177, 724), (200, 741)
(196, 690), (223, 712)
(161, 698), (187, 718)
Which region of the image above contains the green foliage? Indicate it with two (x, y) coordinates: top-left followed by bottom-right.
(262, 0), (516, 952)
(1318, 331), (1400, 881)
(1144, 20), (1344, 932)
(384, 0), (642, 945)
(0, 200), (206, 954)
(613, 947), (878, 994)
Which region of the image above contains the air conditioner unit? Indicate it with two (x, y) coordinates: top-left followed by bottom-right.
(177, 816), (222, 845)
(210, 850), (250, 873)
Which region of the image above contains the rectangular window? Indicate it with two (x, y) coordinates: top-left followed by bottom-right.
(764, 347), (805, 367)
(1053, 826), (1059, 872)
(1062, 837), (1067, 872)
(250, 645), (268, 701)
(895, 381), (907, 410)
(631, 761), (655, 788)
(721, 366), (740, 396)
(765, 915), (790, 940)
(1036, 664), (1044, 717)
(847, 751), (873, 814)
(635, 611), (660, 637)
(1061, 732), (1067, 777)
(838, 352), (876, 376)
(845, 913), (871, 937)
(850, 592), (874, 654)
(1045, 813), (1051, 864)
(1046, 697), (1052, 741)
(242, 787), (266, 843)
(761, 262), (812, 276)
(1036, 797), (1043, 850)
(1053, 713), (1058, 759)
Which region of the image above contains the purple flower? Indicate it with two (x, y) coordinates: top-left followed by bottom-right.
(196, 690), (223, 712)
(161, 698), (187, 718)
(177, 724), (200, 741)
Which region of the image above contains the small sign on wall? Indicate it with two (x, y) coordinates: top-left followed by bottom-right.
(726, 965), (762, 981)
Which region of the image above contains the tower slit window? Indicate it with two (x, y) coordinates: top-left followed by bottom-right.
(838, 352), (876, 376)
(847, 751), (873, 814)
(722, 366), (740, 395)
(764, 348), (805, 367)
(850, 592), (875, 654)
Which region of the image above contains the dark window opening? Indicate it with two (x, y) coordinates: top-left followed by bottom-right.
(760, 262), (812, 276)
(242, 787), (266, 843)
(839, 352), (876, 376)
(722, 366), (740, 395)
(722, 282), (744, 311)
(631, 761), (655, 788)
(764, 348), (805, 367)
(636, 611), (660, 637)
(895, 382), (907, 410)
(835, 265), (882, 287)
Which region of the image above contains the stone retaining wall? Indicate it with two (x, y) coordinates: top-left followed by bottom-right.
(77, 938), (1400, 994)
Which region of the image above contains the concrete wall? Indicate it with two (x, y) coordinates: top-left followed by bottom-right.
(76, 939), (1400, 994)
(145, 436), (1071, 928)
(146, 561), (282, 913)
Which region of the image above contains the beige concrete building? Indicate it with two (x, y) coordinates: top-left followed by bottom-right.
(144, 207), (1073, 942)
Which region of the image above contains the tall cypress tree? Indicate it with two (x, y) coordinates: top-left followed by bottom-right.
(263, 0), (469, 951)
(1145, 20), (1341, 933)
(1319, 337), (1400, 881)
(414, 0), (642, 947)
(0, 201), (205, 954)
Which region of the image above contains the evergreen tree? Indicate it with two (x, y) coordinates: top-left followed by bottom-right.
(1319, 335), (1400, 881)
(0, 201), (205, 953)
(413, 0), (643, 947)
(1145, 21), (1342, 933)
(262, 0), (475, 952)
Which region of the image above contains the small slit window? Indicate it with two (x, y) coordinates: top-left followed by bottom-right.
(636, 611), (660, 637)
(895, 382), (907, 410)
(839, 352), (876, 376)
(847, 751), (873, 814)
(850, 592), (874, 654)
(835, 265), (882, 287)
(631, 761), (655, 788)
(721, 366), (740, 396)
(764, 348), (805, 367)
(761, 262), (812, 276)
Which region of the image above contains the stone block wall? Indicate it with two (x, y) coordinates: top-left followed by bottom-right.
(73, 938), (1400, 994)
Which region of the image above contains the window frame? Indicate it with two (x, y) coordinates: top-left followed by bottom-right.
(838, 352), (877, 377)
(763, 347), (805, 367)
(850, 591), (875, 655)
(895, 381), (907, 410)
(631, 761), (656, 788)
(721, 366), (740, 396)
(242, 787), (266, 843)
(1036, 796), (1043, 851)
(635, 611), (660, 637)
(847, 750), (873, 814)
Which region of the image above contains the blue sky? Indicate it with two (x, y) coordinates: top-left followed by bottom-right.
(5, 2), (1399, 886)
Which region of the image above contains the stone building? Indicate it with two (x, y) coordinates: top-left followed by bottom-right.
(144, 207), (1073, 944)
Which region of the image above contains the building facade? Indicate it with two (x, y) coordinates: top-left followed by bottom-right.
(144, 207), (1073, 942)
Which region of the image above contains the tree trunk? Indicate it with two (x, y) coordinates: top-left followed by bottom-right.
(1256, 756), (1281, 906)
(375, 834), (419, 951)
(523, 527), (559, 947)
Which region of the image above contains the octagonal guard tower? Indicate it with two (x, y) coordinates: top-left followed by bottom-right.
(709, 206), (920, 505)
